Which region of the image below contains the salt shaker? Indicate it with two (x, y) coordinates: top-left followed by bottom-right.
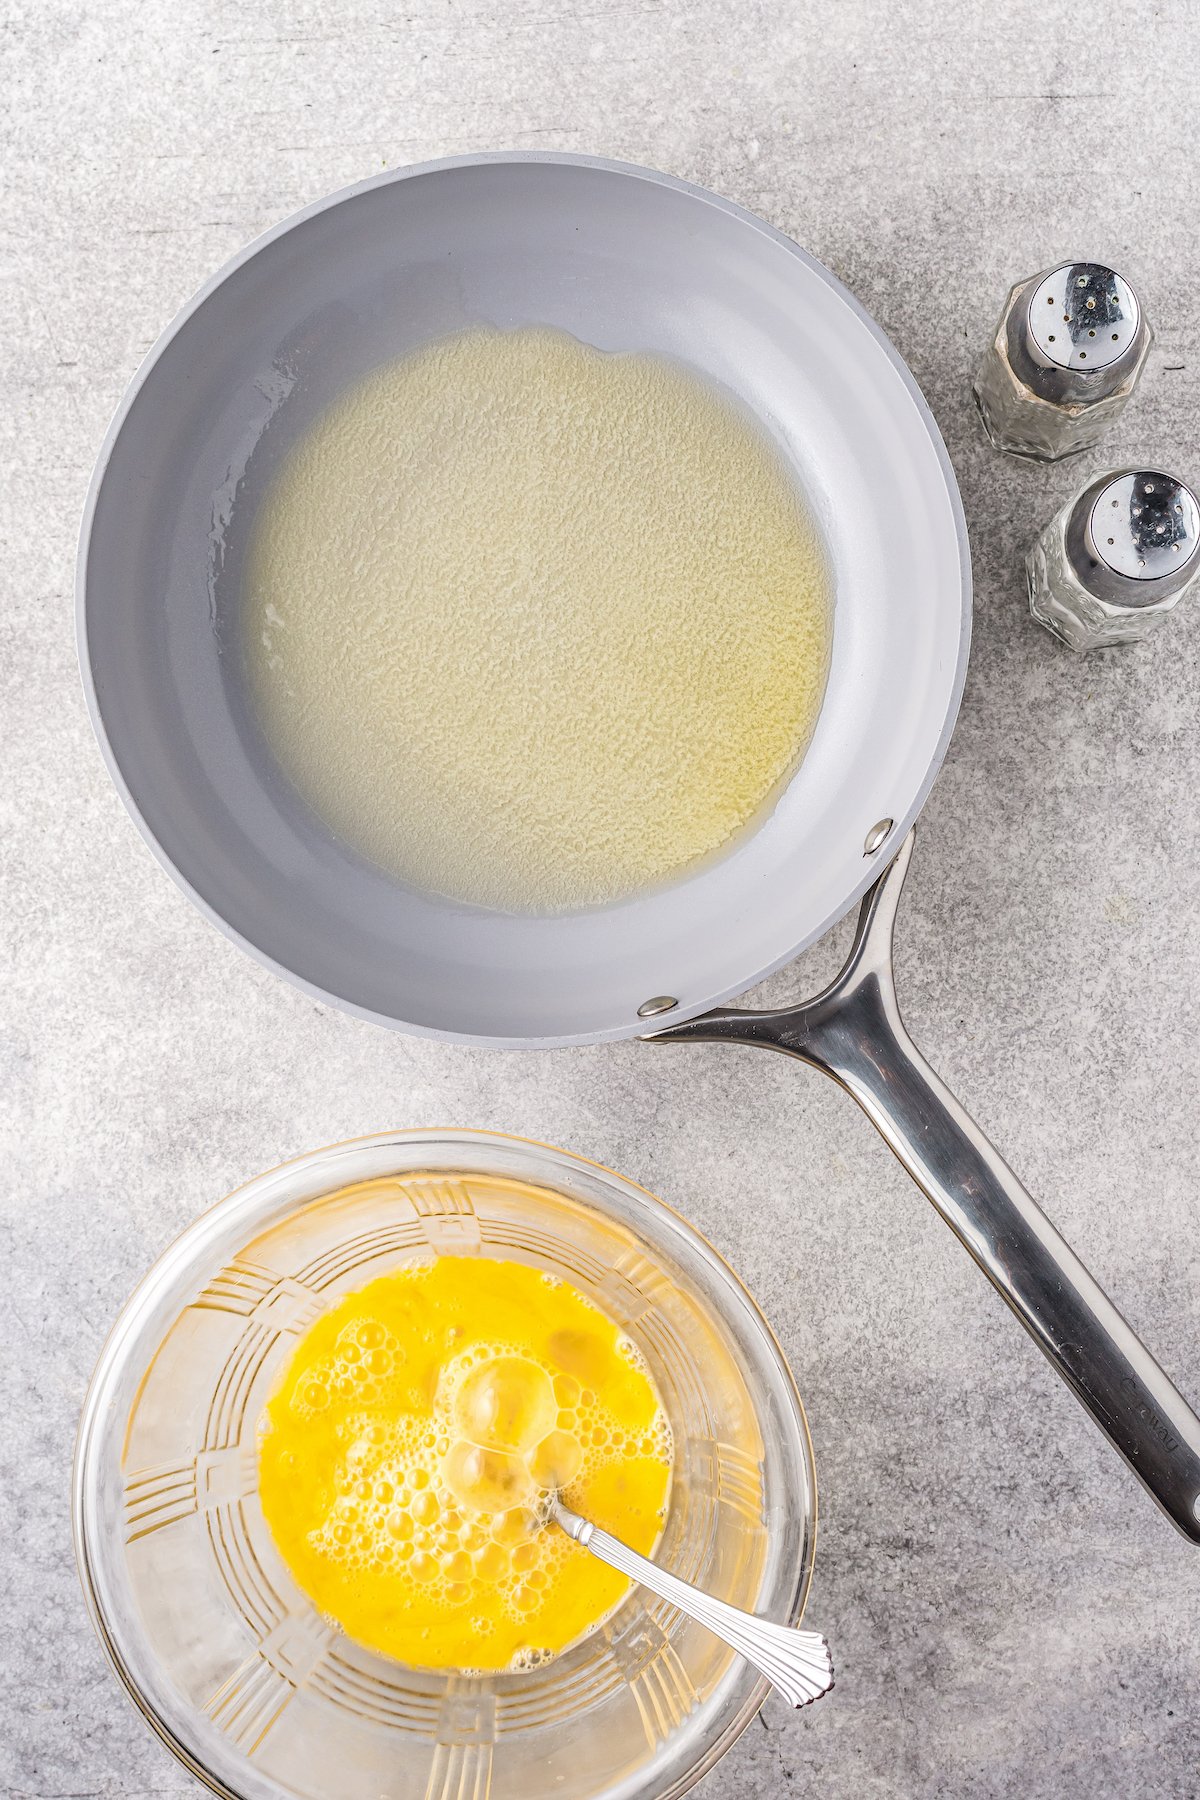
(974, 263), (1152, 460)
(1026, 468), (1200, 650)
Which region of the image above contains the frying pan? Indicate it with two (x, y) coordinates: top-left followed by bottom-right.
(78, 153), (1200, 1540)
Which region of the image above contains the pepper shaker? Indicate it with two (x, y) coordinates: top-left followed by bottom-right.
(1026, 468), (1200, 650)
(974, 263), (1152, 460)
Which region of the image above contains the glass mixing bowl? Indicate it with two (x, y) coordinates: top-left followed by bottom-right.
(74, 1130), (816, 1799)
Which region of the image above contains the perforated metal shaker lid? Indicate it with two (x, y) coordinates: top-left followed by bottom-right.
(1012, 262), (1147, 400)
(1065, 469), (1200, 607)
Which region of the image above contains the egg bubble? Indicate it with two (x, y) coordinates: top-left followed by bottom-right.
(528, 1429), (583, 1490)
(455, 1356), (556, 1452)
(444, 1440), (535, 1513)
(490, 1506), (539, 1546)
(475, 1541), (508, 1581)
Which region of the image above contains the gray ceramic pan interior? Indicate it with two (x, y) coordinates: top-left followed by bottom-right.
(78, 153), (970, 1045)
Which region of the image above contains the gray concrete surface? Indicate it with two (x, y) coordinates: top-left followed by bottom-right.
(4, 1), (1200, 1795)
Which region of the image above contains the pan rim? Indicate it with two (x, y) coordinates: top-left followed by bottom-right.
(76, 150), (971, 1047)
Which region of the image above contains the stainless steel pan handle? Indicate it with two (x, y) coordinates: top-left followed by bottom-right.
(649, 831), (1200, 1542)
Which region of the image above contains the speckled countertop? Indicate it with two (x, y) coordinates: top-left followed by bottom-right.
(4, 3), (1200, 1796)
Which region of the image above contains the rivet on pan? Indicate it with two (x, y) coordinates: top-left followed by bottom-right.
(863, 818), (893, 855)
(637, 995), (679, 1019)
